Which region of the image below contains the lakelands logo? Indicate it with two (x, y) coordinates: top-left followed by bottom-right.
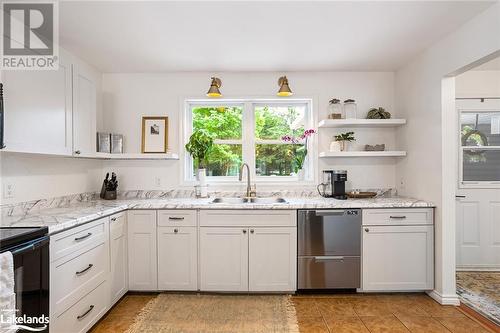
(1, 1), (59, 70)
(0, 310), (49, 332)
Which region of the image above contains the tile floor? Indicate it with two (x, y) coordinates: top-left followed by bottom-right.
(91, 293), (497, 333)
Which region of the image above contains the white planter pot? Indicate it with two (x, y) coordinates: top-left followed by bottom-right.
(197, 168), (207, 186)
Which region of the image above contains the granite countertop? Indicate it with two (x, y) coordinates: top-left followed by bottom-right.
(0, 196), (434, 234)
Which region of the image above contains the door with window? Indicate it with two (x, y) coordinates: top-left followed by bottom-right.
(456, 99), (500, 269)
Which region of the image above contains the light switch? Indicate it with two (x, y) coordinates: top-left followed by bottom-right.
(3, 183), (14, 199)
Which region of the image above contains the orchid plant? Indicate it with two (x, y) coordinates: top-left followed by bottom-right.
(282, 129), (316, 173)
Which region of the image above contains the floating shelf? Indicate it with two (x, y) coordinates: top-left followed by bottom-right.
(318, 119), (406, 128)
(319, 151), (407, 158)
(92, 152), (179, 160)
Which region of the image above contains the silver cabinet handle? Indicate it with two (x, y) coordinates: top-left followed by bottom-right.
(174, 228), (178, 233)
(77, 305), (94, 320)
(111, 217), (117, 221)
(390, 216), (407, 219)
(243, 229), (247, 234)
(168, 217), (185, 220)
(74, 233), (92, 241)
(314, 256), (345, 261)
(364, 228), (369, 232)
(74, 150), (81, 155)
(250, 229), (254, 234)
(76, 264), (93, 276)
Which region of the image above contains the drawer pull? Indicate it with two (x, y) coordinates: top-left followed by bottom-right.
(76, 264), (93, 276)
(364, 228), (369, 232)
(77, 305), (94, 320)
(168, 217), (185, 220)
(111, 217), (117, 221)
(74, 233), (92, 241)
(174, 228), (178, 233)
(389, 216), (407, 219)
(250, 229), (254, 234)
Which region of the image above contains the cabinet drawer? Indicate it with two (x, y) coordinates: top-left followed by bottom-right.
(51, 218), (107, 262)
(52, 242), (108, 316)
(200, 210), (296, 227)
(298, 256), (360, 289)
(51, 280), (109, 333)
(362, 209), (433, 226)
(158, 210), (196, 227)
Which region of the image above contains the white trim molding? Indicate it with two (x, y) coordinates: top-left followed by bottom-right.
(427, 290), (460, 306)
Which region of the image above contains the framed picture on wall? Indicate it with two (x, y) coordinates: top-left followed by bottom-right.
(141, 116), (168, 153)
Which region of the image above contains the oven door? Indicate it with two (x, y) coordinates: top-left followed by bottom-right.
(11, 236), (50, 333)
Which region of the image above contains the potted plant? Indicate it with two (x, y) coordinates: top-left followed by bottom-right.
(334, 131), (355, 151)
(185, 129), (214, 184)
(282, 129), (316, 180)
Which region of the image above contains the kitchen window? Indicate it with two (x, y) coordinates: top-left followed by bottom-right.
(184, 99), (314, 183)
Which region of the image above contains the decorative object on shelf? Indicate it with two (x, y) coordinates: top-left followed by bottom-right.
(329, 140), (342, 152)
(367, 107), (391, 119)
(97, 132), (111, 153)
(328, 98), (344, 119)
(100, 172), (118, 200)
(347, 191), (377, 199)
(206, 77), (222, 98)
(111, 134), (124, 154)
(344, 99), (357, 119)
(277, 76), (293, 97)
(142, 116), (168, 153)
(282, 129), (315, 179)
(185, 129), (214, 194)
(334, 131), (355, 151)
(365, 144), (386, 151)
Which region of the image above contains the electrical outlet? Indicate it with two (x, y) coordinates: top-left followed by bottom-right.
(3, 183), (14, 199)
(154, 177), (161, 187)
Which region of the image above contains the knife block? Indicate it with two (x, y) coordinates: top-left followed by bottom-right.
(103, 190), (117, 200)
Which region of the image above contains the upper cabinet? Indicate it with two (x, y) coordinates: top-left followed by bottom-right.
(1, 49), (99, 157)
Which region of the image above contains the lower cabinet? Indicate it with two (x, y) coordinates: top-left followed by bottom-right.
(127, 210), (157, 290)
(109, 213), (127, 304)
(158, 226), (197, 290)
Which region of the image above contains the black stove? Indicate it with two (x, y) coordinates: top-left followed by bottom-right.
(0, 227), (48, 250)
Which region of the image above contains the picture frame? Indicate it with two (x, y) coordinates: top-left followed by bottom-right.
(141, 116), (168, 153)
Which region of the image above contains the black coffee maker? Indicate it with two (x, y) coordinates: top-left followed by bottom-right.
(317, 170), (348, 200)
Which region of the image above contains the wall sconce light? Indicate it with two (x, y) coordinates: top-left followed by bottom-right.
(277, 76), (293, 97)
(206, 77), (222, 97)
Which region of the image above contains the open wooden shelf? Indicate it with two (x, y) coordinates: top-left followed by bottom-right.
(318, 119), (406, 128)
(319, 151), (407, 158)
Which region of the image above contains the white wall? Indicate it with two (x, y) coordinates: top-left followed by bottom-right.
(101, 71), (396, 191)
(395, 3), (500, 304)
(456, 69), (500, 98)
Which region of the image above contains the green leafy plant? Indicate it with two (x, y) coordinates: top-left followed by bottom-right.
(335, 131), (356, 142)
(185, 129), (214, 169)
(367, 107), (391, 119)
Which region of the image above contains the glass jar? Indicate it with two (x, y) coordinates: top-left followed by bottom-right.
(344, 99), (357, 119)
(328, 98), (344, 119)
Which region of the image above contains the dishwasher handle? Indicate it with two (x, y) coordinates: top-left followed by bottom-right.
(314, 256), (345, 262)
(313, 210), (359, 217)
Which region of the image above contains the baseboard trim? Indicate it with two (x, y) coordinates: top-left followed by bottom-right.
(427, 290), (460, 306)
(456, 266), (500, 272)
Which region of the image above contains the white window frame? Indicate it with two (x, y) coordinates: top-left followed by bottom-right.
(458, 105), (500, 189)
(182, 98), (315, 185)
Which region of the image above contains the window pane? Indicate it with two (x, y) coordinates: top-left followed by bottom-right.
(194, 144), (242, 177)
(255, 105), (306, 140)
(256, 144), (303, 176)
(463, 149), (500, 182)
(460, 112), (500, 146)
(193, 106), (243, 140)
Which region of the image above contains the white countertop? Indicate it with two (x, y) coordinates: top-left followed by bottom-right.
(0, 196), (434, 234)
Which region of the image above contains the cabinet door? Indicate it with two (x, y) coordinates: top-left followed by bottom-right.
(72, 61), (97, 157)
(362, 225), (434, 291)
(110, 213), (127, 304)
(127, 211), (157, 290)
(3, 51), (72, 155)
(200, 227), (248, 292)
(158, 226), (197, 290)
(249, 227), (297, 292)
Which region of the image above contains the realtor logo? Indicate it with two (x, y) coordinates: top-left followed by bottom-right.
(1, 1), (58, 70)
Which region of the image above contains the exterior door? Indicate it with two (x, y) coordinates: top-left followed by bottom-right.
(456, 99), (500, 269)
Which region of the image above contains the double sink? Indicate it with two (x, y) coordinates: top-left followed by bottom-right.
(210, 197), (288, 204)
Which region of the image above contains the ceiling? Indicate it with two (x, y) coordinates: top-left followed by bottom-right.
(59, 1), (496, 73)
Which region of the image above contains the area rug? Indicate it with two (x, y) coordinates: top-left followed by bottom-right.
(456, 271), (500, 326)
(125, 293), (299, 333)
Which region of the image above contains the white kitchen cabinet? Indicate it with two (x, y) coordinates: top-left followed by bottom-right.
(127, 210), (157, 290)
(3, 50), (73, 155)
(109, 212), (127, 304)
(199, 227), (249, 292)
(72, 60), (97, 157)
(362, 224), (434, 291)
(157, 226), (197, 290)
(249, 227), (296, 292)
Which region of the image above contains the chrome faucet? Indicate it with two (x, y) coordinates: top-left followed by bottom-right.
(239, 163), (255, 198)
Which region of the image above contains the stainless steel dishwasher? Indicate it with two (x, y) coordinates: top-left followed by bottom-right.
(298, 209), (361, 289)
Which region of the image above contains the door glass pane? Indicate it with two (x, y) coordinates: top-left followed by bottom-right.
(194, 144), (242, 177)
(255, 105), (306, 140)
(463, 149), (500, 181)
(256, 144), (302, 176)
(192, 106), (243, 140)
(460, 112), (500, 147)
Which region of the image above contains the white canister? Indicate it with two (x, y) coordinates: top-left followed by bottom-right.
(329, 141), (342, 152)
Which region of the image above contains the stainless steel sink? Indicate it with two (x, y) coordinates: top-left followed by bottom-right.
(210, 197), (288, 204)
